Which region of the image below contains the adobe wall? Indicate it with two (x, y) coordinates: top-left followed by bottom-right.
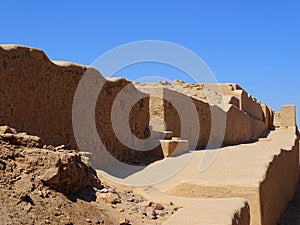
(163, 90), (212, 148)
(274, 112), (281, 128)
(159, 88), (266, 149)
(0, 45), (150, 161)
(223, 105), (265, 146)
(280, 105), (297, 128)
(149, 96), (165, 131)
(142, 81), (269, 149)
(259, 138), (299, 225)
(164, 127), (299, 225)
(208, 83), (266, 122)
(260, 103), (275, 130)
(273, 105), (297, 129)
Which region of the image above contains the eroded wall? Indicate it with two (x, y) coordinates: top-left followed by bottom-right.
(143, 81), (270, 149)
(273, 105), (297, 129)
(0, 45), (150, 161)
(259, 138), (299, 225)
(280, 105), (297, 128)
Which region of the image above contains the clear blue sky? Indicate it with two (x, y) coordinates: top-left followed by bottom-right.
(1, 1), (299, 125)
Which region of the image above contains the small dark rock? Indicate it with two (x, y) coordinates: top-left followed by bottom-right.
(148, 201), (153, 207)
(54, 211), (61, 216)
(127, 197), (135, 202)
(154, 203), (164, 210)
(111, 198), (121, 204)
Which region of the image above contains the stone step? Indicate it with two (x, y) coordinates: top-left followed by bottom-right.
(152, 130), (174, 140)
(159, 139), (189, 157)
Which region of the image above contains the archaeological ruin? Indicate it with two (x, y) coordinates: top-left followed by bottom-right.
(0, 44), (299, 225)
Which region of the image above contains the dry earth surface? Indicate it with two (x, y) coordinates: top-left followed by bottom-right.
(0, 126), (178, 225)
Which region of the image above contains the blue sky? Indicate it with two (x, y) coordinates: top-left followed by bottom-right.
(1, 1), (299, 125)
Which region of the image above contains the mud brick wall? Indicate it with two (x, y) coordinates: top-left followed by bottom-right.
(162, 87), (267, 149)
(0, 45), (149, 161)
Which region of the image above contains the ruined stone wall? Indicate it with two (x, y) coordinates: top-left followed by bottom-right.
(157, 82), (269, 149)
(223, 105), (265, 146)
(172, 81), (274, 127)
(280, 105), (297, 128)
(239, 91), (263, 121)
(163, 93), (211, 149)
(213, 83), (265, 122)
(149, 96), (165, 131)
(162, 88), (266, 149)
(0, 45), (277, 160)
(273, 105), (297, 129)
(0, 45), (149, 161)
(274, 112), (281, 128)
(260, 103), (275, 130)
